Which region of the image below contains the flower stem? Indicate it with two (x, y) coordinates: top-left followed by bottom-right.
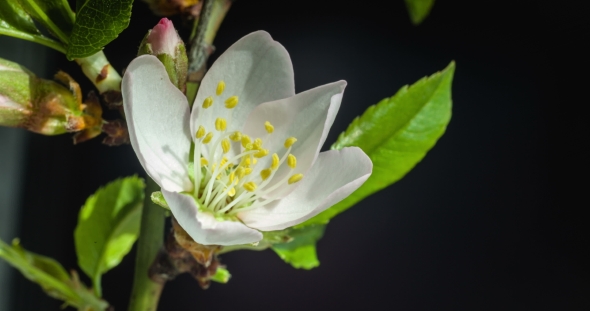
(127, 178), (166, 311)
(75, 51), (122, 94)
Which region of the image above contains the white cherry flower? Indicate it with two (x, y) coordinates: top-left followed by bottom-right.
(122, 31), (372, 246)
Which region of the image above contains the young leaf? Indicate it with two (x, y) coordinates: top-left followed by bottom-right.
(74, 176), (145, 297)
(0, 0), (65, 53)
(18, 0), (75, 43)
(404, 0), (436, 25)
(210, 267), (231, 283)
(0, 238), (109, 310)
(299, 62), (455, 227)
(271, 225), (326, 269)
(66, 0), (134, 59)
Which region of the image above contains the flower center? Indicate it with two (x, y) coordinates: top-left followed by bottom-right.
(191, 80), (303, 216)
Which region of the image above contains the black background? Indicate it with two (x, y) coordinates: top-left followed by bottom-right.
(8, 0), (589, 310)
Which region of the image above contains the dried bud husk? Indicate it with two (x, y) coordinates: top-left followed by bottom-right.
(0, 58), (103, 139)
(138, 18), (188, 92)
(142, 0), (202, 17)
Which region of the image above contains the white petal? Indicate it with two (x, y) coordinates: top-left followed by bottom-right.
(163, 190), (263, 246)
(123, 55), (192, 192)
(242, 81), (346, 198)
(190, 31), (295, 139)
(238, 147), (372, 231)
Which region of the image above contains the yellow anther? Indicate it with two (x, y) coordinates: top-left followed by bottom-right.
(195, 125), (206, 139)
(229, 171), (236, 183)
(284, 137), (298, 148)
(253, 138), (263, 150)
(244, 168), (253, 175)
(202, 96), (213, 109)
(203, 132), (214, 144)
(200, 157), (208, 167)
(227, 187), (236, 197)
(225, 96), (239, 109)
(236, 167), (246, 178)
(254, 149), (269, 158)
(287, 154), (297, 169)
(221, 139), (231, 154)
(216, 174), (222, 180)
(243, 157), (252, 167)
(252, 158), (258, 165)
(215, 118), (227, 131)
(243, 181), (257, 192)
(220, 156), (228, 166)
(216, 81), (225, 96)
(264, 121), (274, 134)
(260, 168), (272, 181)
(245, 143), (254, 150)
(288, 174), (304, 185)
(230, 131), (242, 141)
(271, 153), (280, 170)
(241, 135), (251, 148)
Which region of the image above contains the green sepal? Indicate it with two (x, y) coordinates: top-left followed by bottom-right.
(298, 62), (455, 227)
(66, 0), (133, 59)
(74, 176), (145, 297)
(210, 267), (231, 283)
(404, 0), (436, 25)
(0, 238), (109, 310)
(151, 191), (170, 210)
(271, 225), (326, 269)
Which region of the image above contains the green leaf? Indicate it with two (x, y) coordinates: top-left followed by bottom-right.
(210, 267), (231, 283)
(17, 0), (75, 43)
(0, 0), (65, 53)
(299, 62), (455, 227)
(74, 176), (145, 297)
(0, 238), (109, 310)
(404, 0), (436, 25)
(271, 225), (326, 269)
(66, 0), (133, 60)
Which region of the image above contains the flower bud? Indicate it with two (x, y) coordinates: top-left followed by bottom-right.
(0, 58), (103, 139)
(138, 18), (188, 92)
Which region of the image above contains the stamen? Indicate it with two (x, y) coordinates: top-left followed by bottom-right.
(253, 138), (263, 150)
(284, 137), (298, 148)
(241, 135), (251, 148)
(236, 167), (246, 178)
(227, 187), (236, 197)
(200, 157), (208, 166)
(260, 168), (272, 181)
(195, 125), (206, 139)
(216, 81), (225, 96)
(215, 118), (227, 131)
(288, 174), (303, 185)
(220, 156), (228, 166)
(221, 139), (231, 153)
(254, 149), (269, 158)
(229, 171), (235, 183)
(225, 96), (239, 108)
(230, 131), (242, 141)
(264, 121), (274, 134)
(203, 132), (214, 144)
(243, 181), (257, 192)
(202, 96), (213, 108)
(271, 153), (280, 170)
(244, 168), (253, 175)
(287, 154), (297, 169)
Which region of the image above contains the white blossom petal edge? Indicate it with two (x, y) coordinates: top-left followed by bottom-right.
(122, 31), (372, 246)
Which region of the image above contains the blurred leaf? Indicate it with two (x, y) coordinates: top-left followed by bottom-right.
(18, 0), (75, 43)
(0, 238), (109, 310)
(299, 62), (455, 227)
(210, 267), (231, 283)
(66, 0), (133, 59)
(74, 176), (145, 297)
(404, 0), (436, 25)
(271, 225), (326, 269)
(0, 0), (64, 52)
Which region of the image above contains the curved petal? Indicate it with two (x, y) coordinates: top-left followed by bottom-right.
(163, 190), (263, 246)
(123, 55), (192, 192)
(242, 81), (346, 198)
(190, 31), (295, 140)
(238, 147), (372, 231)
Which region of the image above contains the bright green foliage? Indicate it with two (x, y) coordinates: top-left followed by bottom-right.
(0, 0), (65, 53)
(210, 267), (231, 283)
(67, 0), (134, 59)
(18, 0), (75, 43)
(0, 238), (109, 310)
(74, 176), (145, 297)
(271, 225), (326, 269)
(404, 0), (436, 25)
(299, 62), (455, 227)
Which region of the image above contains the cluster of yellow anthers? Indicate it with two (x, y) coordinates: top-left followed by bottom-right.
(192, 81), (304, 216)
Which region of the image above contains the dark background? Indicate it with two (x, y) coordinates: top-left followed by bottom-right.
(5, 0), (589, 310)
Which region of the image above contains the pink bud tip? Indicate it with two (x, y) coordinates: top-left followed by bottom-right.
(147, 18), (181, 56)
